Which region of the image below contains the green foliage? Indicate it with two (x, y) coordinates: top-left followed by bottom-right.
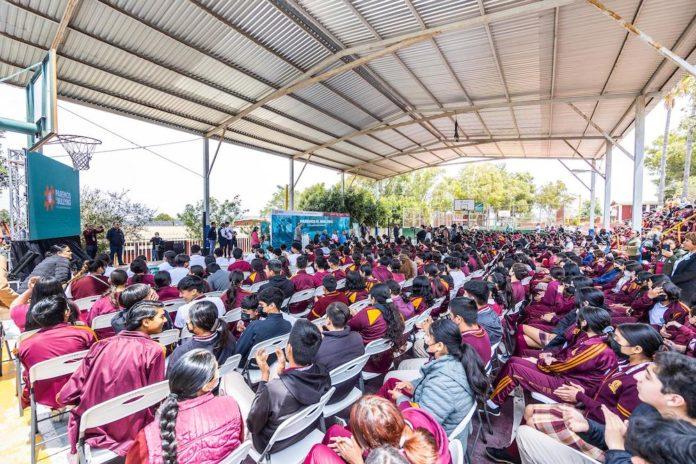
(671, 176), (696, 203)
(579, 198), (603, 220)
(260, 185), (287, 215)
(645, 130), (693, 198)
(153, 212), (175, 222)
(297, 183), (385, 226)
(80, 187), (155, 239)
(178, 196), (248, 239)
(536, 180), (574, 213)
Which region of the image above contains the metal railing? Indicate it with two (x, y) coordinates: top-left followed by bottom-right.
(119, 236), (252, 264)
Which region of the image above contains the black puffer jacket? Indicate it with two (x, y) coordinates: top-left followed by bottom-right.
(19, 254), (71, 291)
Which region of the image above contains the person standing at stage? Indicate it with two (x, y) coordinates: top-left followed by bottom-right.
(149, 232), (163, 261)
(106, 222), (125, 266)
(294, 222), (303, 243)
(82, 224), (104, 259)
(206, 221), (217, 254)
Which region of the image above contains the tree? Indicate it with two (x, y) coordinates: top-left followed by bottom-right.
(260, 185), (287, 216)
(178, 196), (248, 239)
(297, 183), (385, 226)
(153, 212), (175, 222)
(535, 180), (573, 215)
(646, 130), (694, 198)
(80, 187), (155, 239)
(579, 198), (603, 220)
(671, 176), (696, 203)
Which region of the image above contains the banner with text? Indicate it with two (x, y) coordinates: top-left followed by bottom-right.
(26, 152), (80, 240)
(270, 210), (350, 248)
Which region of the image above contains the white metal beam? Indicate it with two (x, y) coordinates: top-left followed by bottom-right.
(563, 140), (605, 178)
(567, 103), (634, 160)
(558, 160), (592, 192)
(632, 95), (646, 231)
(603, 142), (613, 229)
(205, 0), (577, 137)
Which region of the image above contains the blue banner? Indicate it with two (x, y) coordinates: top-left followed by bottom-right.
(270, 211), (350, 248)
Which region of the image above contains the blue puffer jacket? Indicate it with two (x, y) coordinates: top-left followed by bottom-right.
(409, 355), (475, 440)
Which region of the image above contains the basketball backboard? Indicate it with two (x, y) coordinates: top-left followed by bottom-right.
(25, 49), (57, 151)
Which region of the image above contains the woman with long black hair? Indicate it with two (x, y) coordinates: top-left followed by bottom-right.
(221, 270), (250, 310)
(168, 301), (236, 373)
(125, 349), (244, 463)
(349, 283), (404, 374)
(11, 276), (81, 332)
(345, 270), (369, 304)
(380, 318), (489, 442)
(409, 275), (434, 314)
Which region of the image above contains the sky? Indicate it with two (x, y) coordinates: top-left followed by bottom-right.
(0, 83), (689, 218)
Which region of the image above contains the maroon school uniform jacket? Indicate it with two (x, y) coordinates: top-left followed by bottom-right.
(392, 273), (405, 284)
(372, 265), (393, 283)
(346, 289), (369, 304)
(18, 323), (97, 409)
(511, 281), (526, 304)
(331, 268), (347, 280)
(292, 270), (316, 291)
(310, 291), (350, 320)
(155, 286), (180, 302)
(127, 274), (156, 287)
(667, 320), (696, 345)
(86, 294), (120, 339)
(227, 260), (252, 273)
(577, 361), (649, 423)
(243, 271), (267, 285)
(221, 288), (252, 310)
(663, 300), (689, 325)
(461, 327), (492, 365)
(70, 274), (110, 300)
(348, 305), (391, 373)
(312, 270), (331, 287)
(537, 335), (618, 396)
(58, 330), (166, 456)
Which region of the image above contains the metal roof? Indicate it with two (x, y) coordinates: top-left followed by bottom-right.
(1, 0), (695, 179)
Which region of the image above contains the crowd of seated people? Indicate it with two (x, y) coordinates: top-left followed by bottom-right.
(9, 220), (696, 464)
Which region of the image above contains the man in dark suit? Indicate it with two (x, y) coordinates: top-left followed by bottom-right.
(671, 232), (696, 305)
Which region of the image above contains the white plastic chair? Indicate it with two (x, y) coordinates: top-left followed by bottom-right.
(162, 298), (186, 315)
(336, 278), (346, 289)
(28, 350), (89, 464)
(248, 387), (335, 463)
(448, 402), (477, 441)
(219, 354), (242, 377)
(362, 338), (393, 382)
(250, 281), (267, 293)
(400, 278), (414, 289)
(151, 329), (180, 346)
(311, 315), (328, 327)
(285, 289), (317, 317)
(222, 308), (242, 324)
(314, 286), (325, 297)
(323, 354), (370, 417)
(205, 290), (225, 298)
(241, 333), (289, 385)
(414, 306), (434, 326)
(531, 392), (557, 404)
(15, 329), (39, 416)
(90, 313), (117, 331)
(73, 296), (100, 312)
(77, 381), (170, 464)
(220, 440), (253, 464)
(349, 299), (371, 313)
(449, 438), (464, 464)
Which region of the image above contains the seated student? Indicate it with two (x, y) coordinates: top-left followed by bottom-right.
(312, 256), (331, 287)
(409, 275), (435, 315)
(509, 262), (529, 304)
(386, 279), (415, 320)
(372, 256), (393, 283)
(69, 259), (110, 299)
(304, 395), (450, 464)
(514, 323), (663, 462)
(58, 301), (168, 457)
(461, 280), (503, 345)
(246, 319), (331, 454)
(125, 349), (244, 464)
(380, 318), (489, 442)
(329, 255), (347, 280)
(188, 243), (206, 268)
(227, 248), (252, 272)
(213, 247), (229, 268)
(174, 276), (225, 328)
(310, 275), (350, 320)
(425, 263), (449, 301)
(17, 296), (97, 411)
(221, 270), (251, 311)
(232, 294), (259, 339)
(605, 261), (643, 304)
(360, 264), (380, 292)
(205, 262), (229, 292)
(243, 258), (267, 285)
(344, 270), (369, 304)
(364, 446), (409, 464)
(662, 304), (696, 353)
(86, 269), (128, 338)
(259, 259), (295, 300)
(593, 255), (621, 288)
(624, 416), (696, 464)
(349, 284), (404, 374)
(167, 254), (190, 286)
(126, 259), (155, 287)
(158, 250), (177, 272)
(487, 306), (618, 415)
(235, 287), (292, 365)
(446, 256), (465, 290)
(648, 282), (689, 327)
(11, 276), (79, 332)
(111, 283), (169, 333)
(168, 300), (237, 373)
(315, 302), (366, 403)
(152, 270), (180, 302)
(524, 266), (566, 314)
(291, 255), (316, 291)
(389, 258), (405, 284)
(507, 351), (696, 464)
(442, 297), (493, 365)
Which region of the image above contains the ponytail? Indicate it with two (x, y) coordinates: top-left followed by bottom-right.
(370, 284), (404, 346)
(225, 271), (244, 310)
(401, 428), (438, 464)
(159, 393), (179, 464)
(211, 318), (232, 362)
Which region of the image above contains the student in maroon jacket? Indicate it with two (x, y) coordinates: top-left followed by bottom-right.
(372, 256), (394, 283)
(227, 248), (252, 273)
(312, 256), (331, 287)
(221, 271), (252, 310)
(448, 297), (492, 365)
(17, 296), (97, 411)
(310, 275), (350, 320)
(69, 259), (110, 300)
(328, 255), (346, 280)
(153, 271), (180, 302)
(58, 301), (168, 457)
(291, 255), (316, 291)
(86, 269), (128, 339)
(127, 259), (155, 287)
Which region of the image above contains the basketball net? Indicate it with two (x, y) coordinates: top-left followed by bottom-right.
(47, 135), (102, 170)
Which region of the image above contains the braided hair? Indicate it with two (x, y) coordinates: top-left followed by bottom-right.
(369, 284), (404, 346)
(160, 349), (217, 464)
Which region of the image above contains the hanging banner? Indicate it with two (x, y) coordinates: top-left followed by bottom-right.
(270, 210), (350, 248)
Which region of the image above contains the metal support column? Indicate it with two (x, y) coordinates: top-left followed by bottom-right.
(289, 158), (295, 211)
(632, 95), (645, 231)
(589, 160), (597, 231)
(341, 171), (346, 210)
(682, 104), (695, 202)
(603, 143), (612, 230)
(203, 137), (210, 237)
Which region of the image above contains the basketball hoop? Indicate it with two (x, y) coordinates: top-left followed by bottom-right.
(46, 134), (102, 170)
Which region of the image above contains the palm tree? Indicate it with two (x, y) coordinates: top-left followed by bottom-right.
(683, 76), (696, 203)
(659, 89), (676, 207)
